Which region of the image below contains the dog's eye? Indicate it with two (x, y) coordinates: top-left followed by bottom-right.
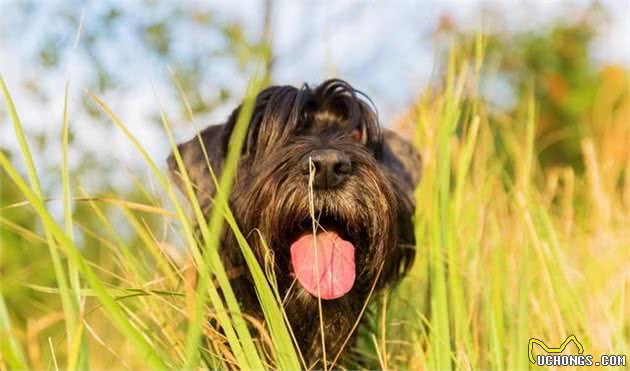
(350, 129), (362, 142)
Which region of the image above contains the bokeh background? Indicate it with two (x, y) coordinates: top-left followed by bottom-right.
(1, 1), (629, 369)
(1, 1), (628, 191)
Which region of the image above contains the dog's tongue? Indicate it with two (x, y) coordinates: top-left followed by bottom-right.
(290, 231), (355, 300)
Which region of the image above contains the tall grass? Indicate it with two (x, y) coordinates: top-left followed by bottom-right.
(377, 41), (629, 370)
(1, 68), (301, 369)
(1, 41), (629, 370)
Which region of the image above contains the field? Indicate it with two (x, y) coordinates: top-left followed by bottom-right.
(1, 37), (629, 370)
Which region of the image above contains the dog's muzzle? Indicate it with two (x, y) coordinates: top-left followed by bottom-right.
(300, 149), (352, 189)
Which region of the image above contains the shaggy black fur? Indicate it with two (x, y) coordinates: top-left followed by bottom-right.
(168, 79), (421, 367)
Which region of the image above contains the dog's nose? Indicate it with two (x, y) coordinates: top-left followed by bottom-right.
(302, 149), (352, 189)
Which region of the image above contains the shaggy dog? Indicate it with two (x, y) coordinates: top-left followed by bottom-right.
(168, 79), (420, 367)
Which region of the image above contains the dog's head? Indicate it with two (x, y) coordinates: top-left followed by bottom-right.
(168, 79), (420, 304)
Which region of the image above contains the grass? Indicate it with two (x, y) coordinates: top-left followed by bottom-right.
(1, 41), (629, 370)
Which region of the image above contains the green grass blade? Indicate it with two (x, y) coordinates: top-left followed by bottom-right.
(86, 93), (205, 289)
(62, 82), (80, 304)
(61, 81), (90, 371)
(221, 203), (303, 369)
(89, 87), (263, 369)
(162, 118), (253, 368)
(0, 288), (28, 369)
(89, 95), (251, 369)
(175, 76), (266, 370)
(0, 152), (172, 369)
(122, 208), (178, 286)
(81, 193), (148, 281)
(164, 73), (299, 368)
(1, 76), (78, 367)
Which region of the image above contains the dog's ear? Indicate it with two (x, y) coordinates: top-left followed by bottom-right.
(381, 128), (422, 194)
(167, 124), (227, 209)
(379, 128), (421, 284)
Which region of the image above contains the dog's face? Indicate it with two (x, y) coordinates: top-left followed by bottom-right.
(168, 79), (420, 361)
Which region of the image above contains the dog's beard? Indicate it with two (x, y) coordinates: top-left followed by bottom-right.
(226, 139), (400, 361)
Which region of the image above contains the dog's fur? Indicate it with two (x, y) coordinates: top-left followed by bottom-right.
(168, 79), (421, 366)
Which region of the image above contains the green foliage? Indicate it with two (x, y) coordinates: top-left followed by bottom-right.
(443, 5), (625, 171)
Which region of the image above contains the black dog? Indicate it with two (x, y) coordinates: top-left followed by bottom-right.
(168, 79), (420, 367)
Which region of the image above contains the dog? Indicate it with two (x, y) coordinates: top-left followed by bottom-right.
(168, 79), (421, 367)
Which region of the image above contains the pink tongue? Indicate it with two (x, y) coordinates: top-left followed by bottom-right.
(290, 231), (355, 300)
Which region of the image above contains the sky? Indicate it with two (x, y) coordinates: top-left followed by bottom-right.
(0, 0), (628, 192)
